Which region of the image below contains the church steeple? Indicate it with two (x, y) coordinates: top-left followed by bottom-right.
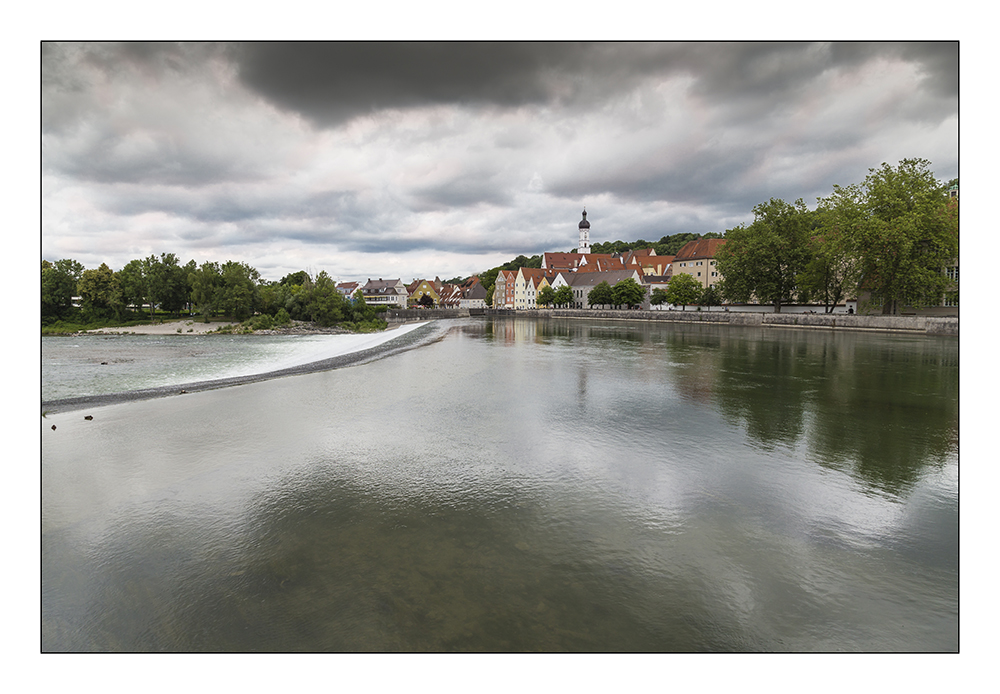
(578, 208), (591, 254)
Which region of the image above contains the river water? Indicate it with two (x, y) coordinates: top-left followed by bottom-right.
(41, 317), (958, 651)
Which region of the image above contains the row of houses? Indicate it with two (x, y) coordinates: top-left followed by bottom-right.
(334, 276), (488, 310)
(328, 233), (723, 313)
(494, 238), (723, 310)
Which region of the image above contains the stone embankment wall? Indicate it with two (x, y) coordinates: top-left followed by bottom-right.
(482, 308), (958, 336)
(384, 307), (957, 335)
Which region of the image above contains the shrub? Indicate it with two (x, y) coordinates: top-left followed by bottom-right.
(343, 318), (388, 333)
(249, 313), (274, 331)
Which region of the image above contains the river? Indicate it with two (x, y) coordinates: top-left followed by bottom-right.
(41, 317), (958, 651)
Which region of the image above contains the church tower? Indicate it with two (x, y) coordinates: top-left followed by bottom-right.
(578, 208), (591, 254)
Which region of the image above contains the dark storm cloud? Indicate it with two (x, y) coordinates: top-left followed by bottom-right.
(234, 42), (586, 126)
(41, 41), (958, 282)
(232, 41), (958, 127)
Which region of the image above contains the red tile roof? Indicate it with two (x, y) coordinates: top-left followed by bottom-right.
(673, 239), (726, 261)
(542, 252), (583, 271)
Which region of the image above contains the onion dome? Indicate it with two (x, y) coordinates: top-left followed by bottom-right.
(579, 209), (590, 229)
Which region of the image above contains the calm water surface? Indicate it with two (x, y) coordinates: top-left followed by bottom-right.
(41, 317), (958, 651)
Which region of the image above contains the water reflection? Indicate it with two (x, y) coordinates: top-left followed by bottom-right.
(477, 318), (958, 496)
(42, 316), (957, 651)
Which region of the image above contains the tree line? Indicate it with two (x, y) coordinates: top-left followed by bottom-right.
(716, 159), (958, 314)
(41, 256), (384, 330)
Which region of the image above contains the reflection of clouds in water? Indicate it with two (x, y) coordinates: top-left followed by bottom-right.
(42, 317), (958, 652)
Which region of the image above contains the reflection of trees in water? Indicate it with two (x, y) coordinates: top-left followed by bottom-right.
(806, 337), (958, 494)
(478, 318), (957, 496)
(708, 330), (957, 494)
(713, 333), (809, 449)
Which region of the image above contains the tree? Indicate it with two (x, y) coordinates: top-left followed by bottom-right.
(553, 285), (573, 308)
(664, 273), (702, 310)
(77, 263), (119, 320)
(699, 284), (723, 307)
(844, 159), (958, 314)
(587, 281), (614, 308)
(650, 287), (669, 307)
(143, 253), (189, 317)
(190, 261), (223, 320)
(305, 271), (345, 326)
(537, 285), (556, 307)
(485, 285), (494, 307)
(351, 288), (374, 321)
(41, 259), (82, 321)
(418, 293), (435, 308)
(116, 260), (147, 318)
(612, 278), (645, 309)
(217, 260), (260, 320)
(796, 192), (860, 314)
(280, 270), (310, 287)
(715, 198), (812, 312)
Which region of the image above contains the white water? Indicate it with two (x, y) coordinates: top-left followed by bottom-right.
(42, 322), (431, 401)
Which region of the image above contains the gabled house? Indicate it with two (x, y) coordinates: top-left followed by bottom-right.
(407, 279), (441, 308)
(336, 281), (360, 298)
(514, 267), (561, 309)
(361, 278), (408, 308)
(437, 281), (463, 308)
(493, 269), (517, 309)
(458, 276), (488, 309)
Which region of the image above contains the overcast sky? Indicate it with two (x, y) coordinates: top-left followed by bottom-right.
(41, 41), (958, 283)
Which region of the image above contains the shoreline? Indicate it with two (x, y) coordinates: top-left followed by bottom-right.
(43, 320), (440, 414)
(477, 308), (959, 336)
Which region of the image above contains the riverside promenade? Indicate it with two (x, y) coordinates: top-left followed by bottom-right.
(384, 307), (958, 336)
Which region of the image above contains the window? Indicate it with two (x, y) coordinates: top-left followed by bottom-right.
(945, 266), (958, 282)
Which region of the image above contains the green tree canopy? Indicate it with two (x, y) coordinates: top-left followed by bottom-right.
(699, 284), (722, 307)
(553, 285), (573, 307)
(843, 158), (958, 314)
(612, 278), (645, 309)
(537, 285), (556, 307)
(587, 281), (614, 308)
(190, 261), (223, 320)
(41, 259), (82, 321)
(305, 271), (346, 326)
(217, 260), (260, 320)
(77, 263), (119, 320)
(715, 198), (813, 313)
(280, 270), (311, 287)
(664, 273), (702, 310)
